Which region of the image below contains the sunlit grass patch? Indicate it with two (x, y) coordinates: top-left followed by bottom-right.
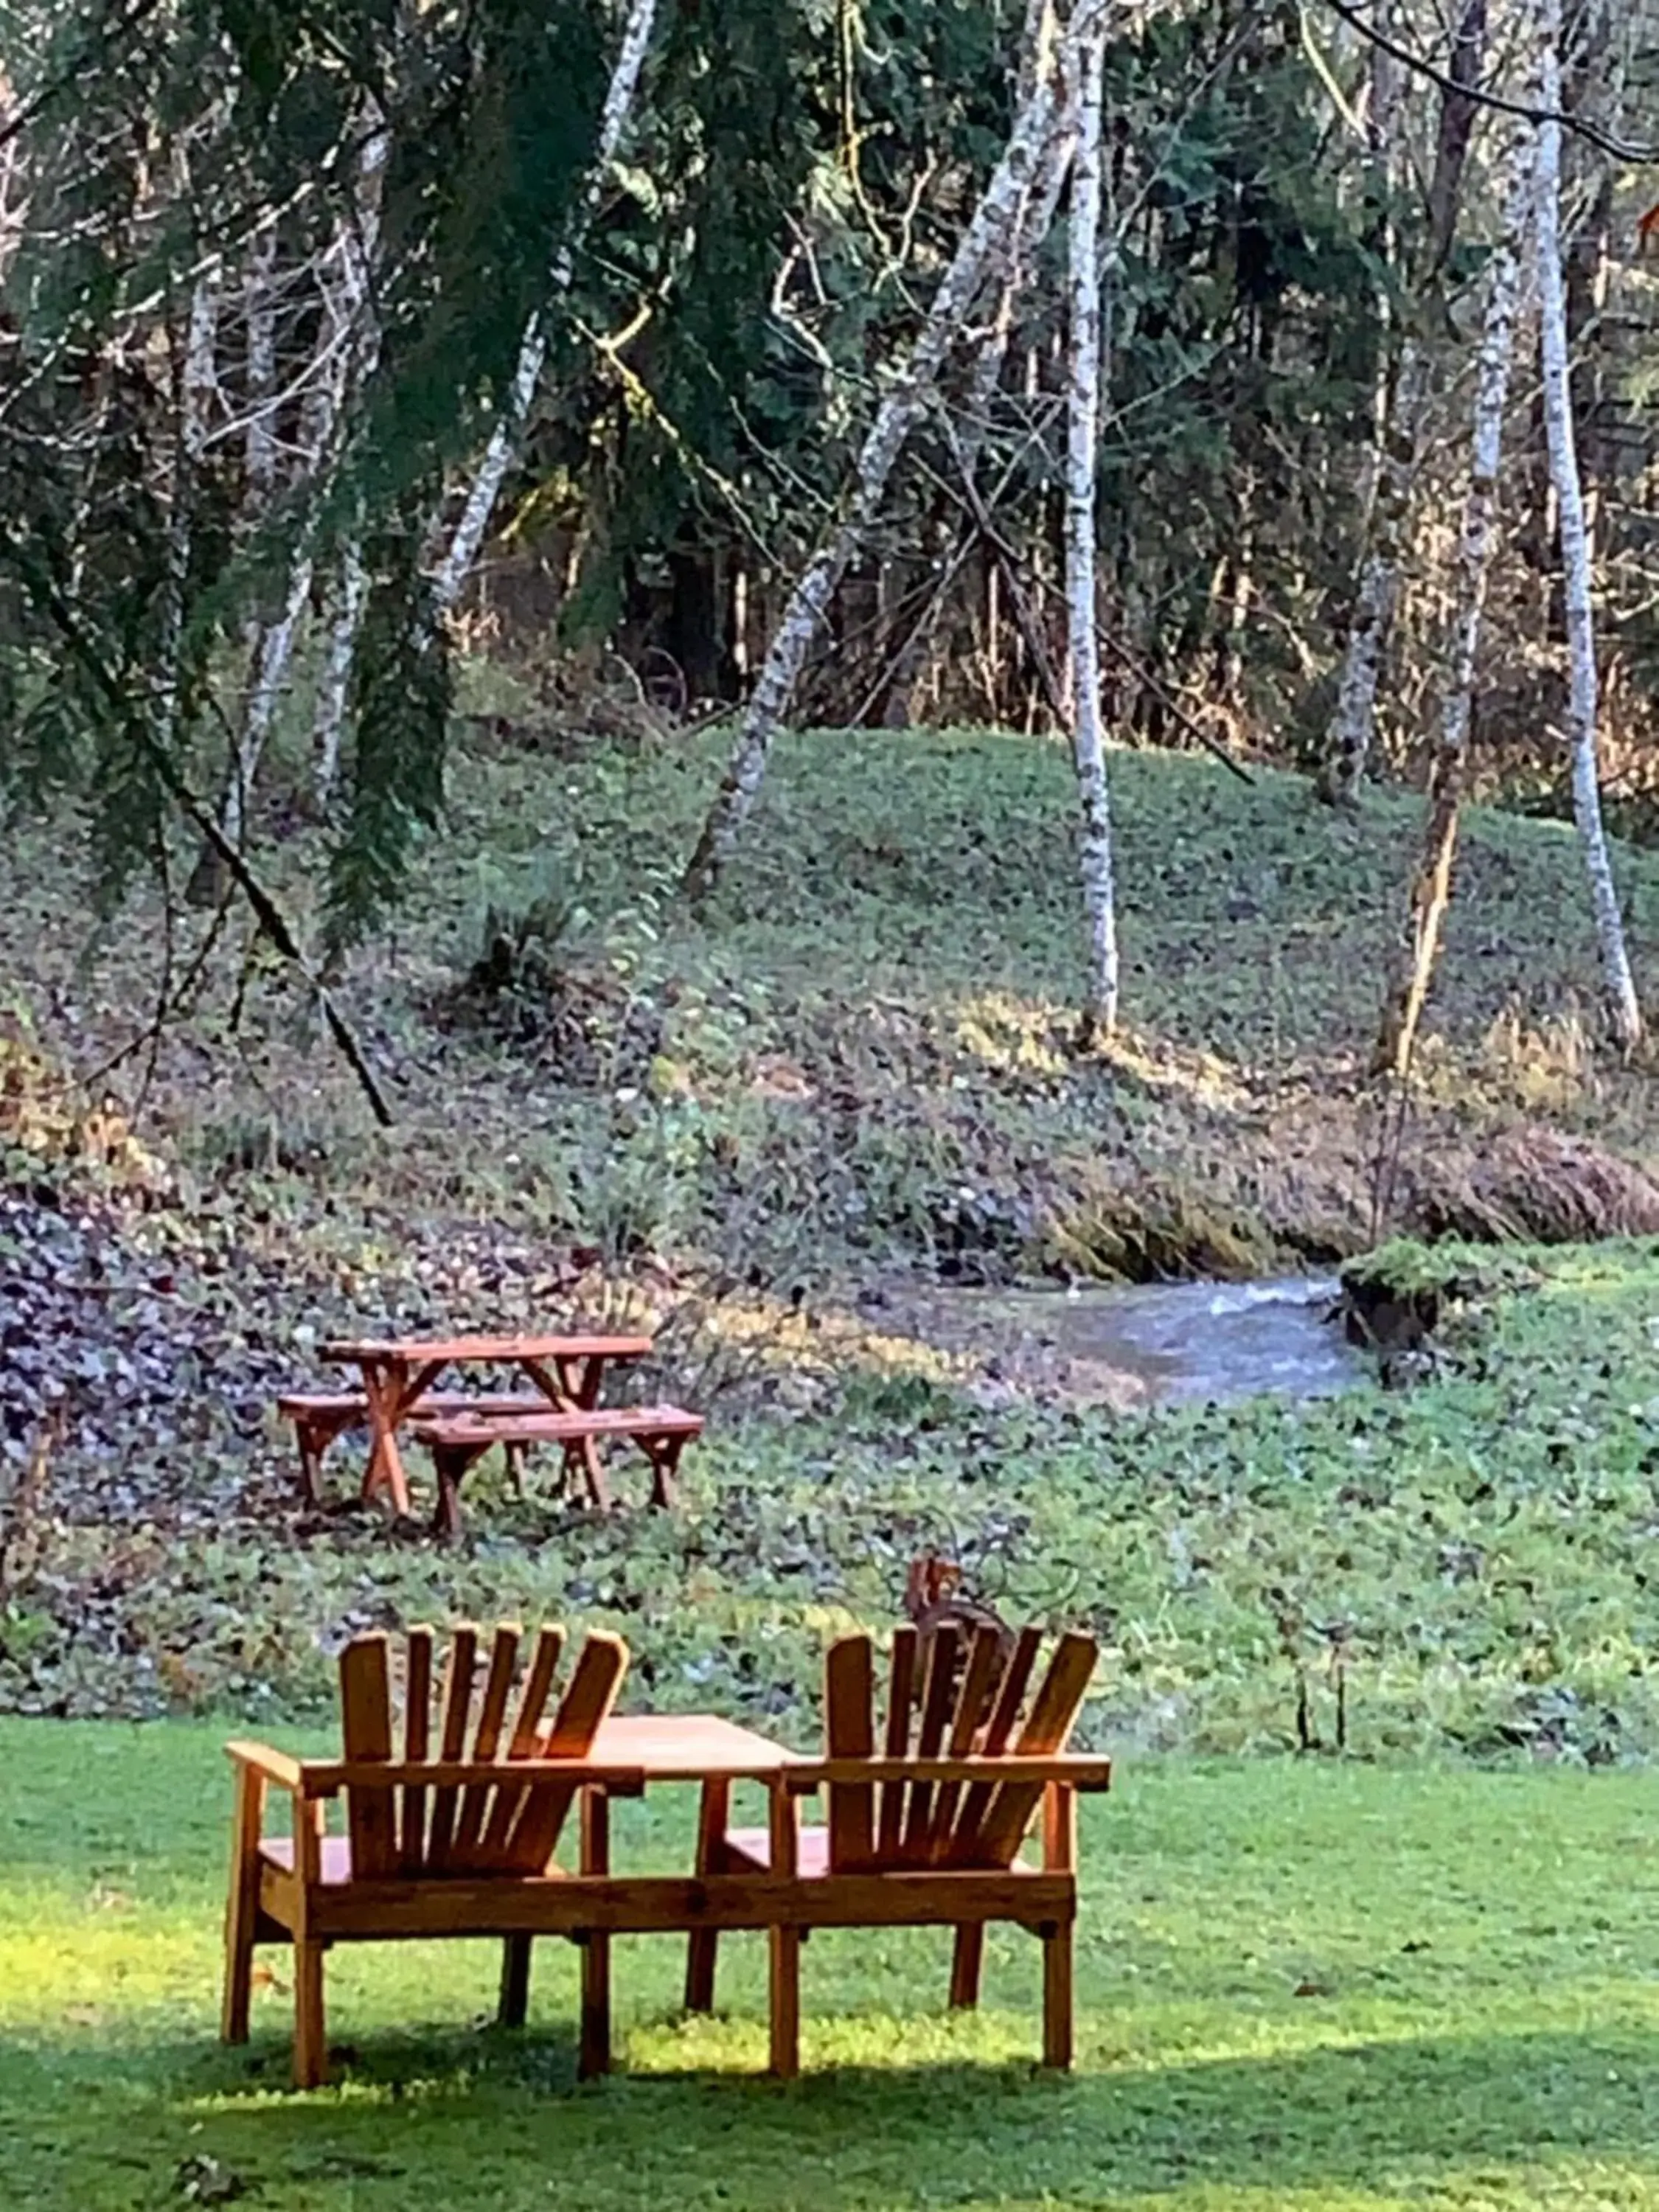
(3, 1731), (1659, 2209)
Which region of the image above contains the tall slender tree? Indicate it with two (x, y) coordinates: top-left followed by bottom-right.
(680, 8), (1072, 907)
(1063, 0), (1117, 1040)
(1534, 0), (1643, 1048)
(1373, 128), (1532, 1078)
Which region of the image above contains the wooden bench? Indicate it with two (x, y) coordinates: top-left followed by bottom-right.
(683, 1620), (1107, 2073)
(412, 1405), (704, 1534)
(278, 1391), (550, 1503)
(222, 1621), (636, 2087)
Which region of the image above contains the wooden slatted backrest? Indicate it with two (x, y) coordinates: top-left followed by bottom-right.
(337, 1623), (627, 1879)
(821, 1626), (1096, 1875)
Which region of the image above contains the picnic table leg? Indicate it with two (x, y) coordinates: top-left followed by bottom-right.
(684, 1777), (730, 2011)
(358, 1359), (415, 1517)
(577, 1792), (612, 2079)
(526, 1355), (612, 1511)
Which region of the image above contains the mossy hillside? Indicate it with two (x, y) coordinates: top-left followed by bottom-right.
(5, 724), (1656, 1279)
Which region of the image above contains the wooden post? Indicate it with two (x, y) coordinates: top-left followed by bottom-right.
(1040, 1782), (1077, 2070)
(767, 1781), (801, 2079)
(293, 1797), (329, 2088)
(949, 1925), (986, 2010)
(684, 1777), (730, 2012)
(499, 1935), (533, 2029)
(220, 1764), (265, 2042)
(578, 1791), (612, 2079)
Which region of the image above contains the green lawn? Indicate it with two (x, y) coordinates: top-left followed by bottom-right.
(4, 1720), (1658, 2210)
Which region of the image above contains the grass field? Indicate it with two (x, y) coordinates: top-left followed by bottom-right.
(4, 1721), (1658, 2211)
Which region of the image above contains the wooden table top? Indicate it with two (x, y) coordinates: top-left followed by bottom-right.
(587, 1713), (804, 1781)
(321, 1334), (653, 1364)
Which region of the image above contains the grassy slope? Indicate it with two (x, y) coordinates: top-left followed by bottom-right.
(4, 731), (1659, 1738)
(4, 1722), (1658, 2211)
(7, 726), (1657, 1276)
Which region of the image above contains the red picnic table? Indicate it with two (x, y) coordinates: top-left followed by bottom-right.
(319, 1333), (653, 1518)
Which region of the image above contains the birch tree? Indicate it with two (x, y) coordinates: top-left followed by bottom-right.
(1317, 0), (1486, 808)
(1534, 0), (1643, 1048)
(428, 0), (660, 616)
(680, 15), (1074, 907)
(1373, 132), (1531, 1077)
(1064, 0), (1118, 1040)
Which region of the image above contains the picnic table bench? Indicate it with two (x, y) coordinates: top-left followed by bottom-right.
(414, 1403), (704, 1536)
(297, 1333), (655, 1518)
(279, 1391), (550, 1503)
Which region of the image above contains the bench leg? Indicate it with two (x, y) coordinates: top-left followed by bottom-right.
(499, 1935), (533, 2028)
(221, 1766), (264, 2042)
(949, 1924), (985, 2011)
(768, 1928), (802, 2079)
(577, 1792), (611, 2076)
(1040, 1920), (1074, 2070)
(294, 1938), (327, 2088)
(295, 1420), (325, 1506)
(430, 1443), (487, 1542)
(684, 1778), (730, 2011)
(643, 1435), (684, 1511)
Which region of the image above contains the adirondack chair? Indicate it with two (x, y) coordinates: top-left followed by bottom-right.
(221, 1622), (633, 2087)
(683, 1621), (1109, 2074)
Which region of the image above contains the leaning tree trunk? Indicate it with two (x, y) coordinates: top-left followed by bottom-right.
(879, 0), (1068, 725)
(310, 114), (393, 810)
(1534, 0), (1642, 1048)
(680, 10), (1075, 907)
(429, 0), (660, 616)
(1318, 0), (1486, 808)
(199, 116), (390, 878)
(1063, 0), (1118, 1042)
(1373, 134), (1532, 1079)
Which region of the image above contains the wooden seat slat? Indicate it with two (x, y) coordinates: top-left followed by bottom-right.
(411, 1405), (703, 1443)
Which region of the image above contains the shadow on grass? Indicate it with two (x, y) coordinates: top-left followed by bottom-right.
(8, 2020), (1658, 2206)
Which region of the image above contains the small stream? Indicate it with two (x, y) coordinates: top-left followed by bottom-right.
(880, 1275), (1371, 1410)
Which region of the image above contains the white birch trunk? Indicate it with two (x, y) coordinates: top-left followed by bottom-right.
(1534, 0), (1643, 1049)
(1064, 0), (1117, 1040)
(159, 274), (220, 753)
(218, 119), (389, 841)
(311, 538), (369, 808)
(1374, 136), (1531, 1076)
(880, 1), (1071, 723)
(1318, 336), (1428, 806)
(244, 224), (278, 507)
(681, 28), (1071, 904)
(305, 117), (392, 810)
(428, 0), (659, 615)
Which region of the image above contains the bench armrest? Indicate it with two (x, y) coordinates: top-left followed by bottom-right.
(782, 1754), (1113, 1794)
(294, 1758), (649, 1798)
(224, 1740), (305, 1792)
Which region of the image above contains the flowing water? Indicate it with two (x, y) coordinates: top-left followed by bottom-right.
(872, 1275), (1369, 1411)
